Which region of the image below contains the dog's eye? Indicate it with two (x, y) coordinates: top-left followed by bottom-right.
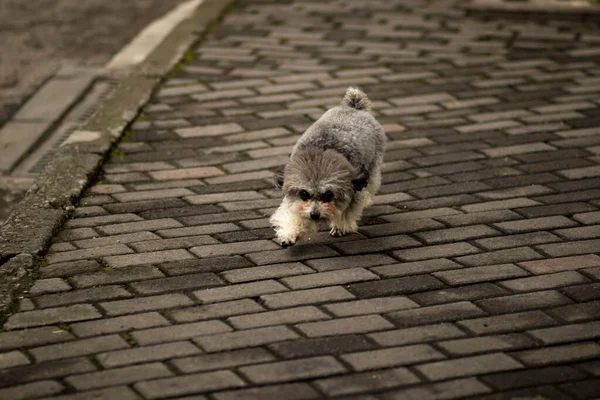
(299, 190), (311, 201)
(321, 191), (334, 203)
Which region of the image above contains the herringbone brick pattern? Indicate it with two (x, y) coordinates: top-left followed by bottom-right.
(1, 0), (600, 399)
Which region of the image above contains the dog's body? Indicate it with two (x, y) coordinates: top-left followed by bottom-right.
(270, 87), (386, 246)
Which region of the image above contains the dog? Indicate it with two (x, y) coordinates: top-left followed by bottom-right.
(270, 87), (386, 247)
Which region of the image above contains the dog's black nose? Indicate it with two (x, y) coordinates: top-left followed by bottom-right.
(310, 212), (320, 221)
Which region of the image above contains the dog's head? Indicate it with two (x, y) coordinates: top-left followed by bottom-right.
(275, 148), (365, 222)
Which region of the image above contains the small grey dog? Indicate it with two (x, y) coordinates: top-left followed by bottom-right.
(270, 87), (386, 247)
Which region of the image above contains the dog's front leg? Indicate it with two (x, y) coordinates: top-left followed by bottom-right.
(270, 200), (314, 247)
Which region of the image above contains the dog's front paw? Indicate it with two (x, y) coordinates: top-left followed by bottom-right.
(330, 227), (345, 237)
(280, 238), (296, 247)
(277, 233), (299, 247)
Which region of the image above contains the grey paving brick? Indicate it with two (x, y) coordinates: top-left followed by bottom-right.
(519, 254), (600, 274)
(128, 273), (223, 295)
(30, 335), (129, 362)
(65, 213), (142, 229)
(228, 306), (330, 329)
(66, 362), (173, 390)
(476, 290), (572, 314)
(500, 271), (591, 292)
(134, 370), (245, 399)
(393, 242), (480, 261)
(4, 305), (101, 330)
(0, 326), (73, 351)
(0, 357), (97, 387)
(475, 232), (561, 250)
(132, 320), (232, 346)
(173, 348), (274, 374)
(461, 198), (542, 213)
(480, 365), (587, 392)
(305, 254), (396, 272)
(221, 262), (314, 283)
(193, 280), (287, 303)
(316, 367), (420, 397)
(104, 249), (196, 268)
(296, 315), (394, 337)
(513, 342), (600, 366)
(260, 286), (355, 309)
(194, 326), (299, 352)
(97, 341), (201, 368)
(112, 188), (194, 203)
(493, 216), (578, 233)
(371, 258), (463, 278)
(168, 299), (264, 323)
(433, 264), (529, 286)
(415, 225), (499, 244)
(550, 301), (600, 323)
(214, 383), (319, 400)
(269, 334), (375, 359)
(96, 218), (182, 235)
(69, 266), (165, 288)
(536, 239), (600, 257)
(73, 232), (160, 249)
(346, 275), (445, 298)
(280, 268), (379, 290)
(46, 245), (134, 264)
(439, 333), (535, 356)
(332, 235), (421, 255)
(380, 378), (491, 400)
(454, 247), (543, 267)
(0, 381), (65, 400)
(458, 310), (557, 335)
(99, 293), (194, 316)
(528, 321), (600, 345)
(190, 240), (279, 258)
(342, 344), (445, 372)
(239, 356), (346, 384)
(555, 225), (600, 240)
(29, 278), (71, 295)
(410, 282), (509, 306)
(387, 301), (485, 328)
(0, 351), (30, 369)
(247, 244), (340, 265)
(417, 353), (523, 381)
(70, 312), (170, 337)
(33, 285), (132, 308)
(324, 296), (418, 317)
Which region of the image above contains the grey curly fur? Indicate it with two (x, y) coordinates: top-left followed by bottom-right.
(341, 87), (372, 110)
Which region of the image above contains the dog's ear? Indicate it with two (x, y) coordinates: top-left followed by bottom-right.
(274, 165), (285, 189)
(352, 170), (369, 192)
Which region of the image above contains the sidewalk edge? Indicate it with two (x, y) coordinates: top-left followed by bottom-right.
(0, 0), (234, 316)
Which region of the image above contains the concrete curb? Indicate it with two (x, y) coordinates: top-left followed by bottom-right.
(0, 0), (234, 314)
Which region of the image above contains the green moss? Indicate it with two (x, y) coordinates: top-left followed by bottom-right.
(58, 324), (72, 332)
(103, 266), (113, 271)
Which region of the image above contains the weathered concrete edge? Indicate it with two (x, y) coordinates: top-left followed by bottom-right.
(0, 0), (234, 315)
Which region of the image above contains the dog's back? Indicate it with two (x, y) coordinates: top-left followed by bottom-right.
(293, 87), (386, 174)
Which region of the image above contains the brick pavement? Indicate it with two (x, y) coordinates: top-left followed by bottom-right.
(1, 0), (600, 399)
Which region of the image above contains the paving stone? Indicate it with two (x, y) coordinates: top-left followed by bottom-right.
(457, 310), (556, 336)
(4, 305), (101, 330)
(513, 342), (600, 366)
(536, 239), (600, 257)
(380, 378), (491, 400)
(247, 244), (340, 265)
(65, 362), (173, 390)
(475, 232), (561, 251)
(296, 315), (394, 337)
(214, 383), (319, 400)
(0, 327), (74, 351)
(193, 280), (287, 303)
(238, 356), (346, 384)
(70, 312), (170, 337)
(227, 306), (330, 329)
(550, 301), (600, 323)
(315, 367), (421, 397)
(132, 320), (232, 346)
(104, 249), (196, 268)
(476, 290), (572, 314)
(438, 333), (535, 356)
(500, 271), (591, 292)
(323, 296), (419, 317)
(99, 293), (194, 316)
(134, 370), (245, 399)
(46, 245), (134, 264)
(280, 268), (379, 290)
(269, 335), (375, 359)
(194, 326), (299, 352)
(260, 286), (355, 309)
(0, 381), (65, 400)
(493, 216), (578, 233)
(461, 198), (541, 213)
(561, 282), (600, 302)
(519, 254), (600, 274)
(342, 344), (445, 372)
(34, 285), (132, 308)
(69, 266), (165, 288)
(387, 302), (485, 328)
(528, 320), (600, 345)
(393, 242), (480, 261)
(346, 275), (445, 298)
(480, 365), (586, 391)
(29, 335), (129, 362)
(128, 273), (223, 295)
(73, 232), (161, 249)
(97, 341), (202, 368)
(332, 235), (421, 255)
(173, 348), (275, 374)
(371, 258), (464, 278)
(304, 254), (396, 272)
(417, 353), (523, 381)
(29, 278), (71, 295)
(415, 225), (499, 244)
(0, 351), (30, 369)
(433, 264), (529, 286)
(169, 299), (264, 322)
(454, 247), (543, 267)
(96, 219), (183, 235)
